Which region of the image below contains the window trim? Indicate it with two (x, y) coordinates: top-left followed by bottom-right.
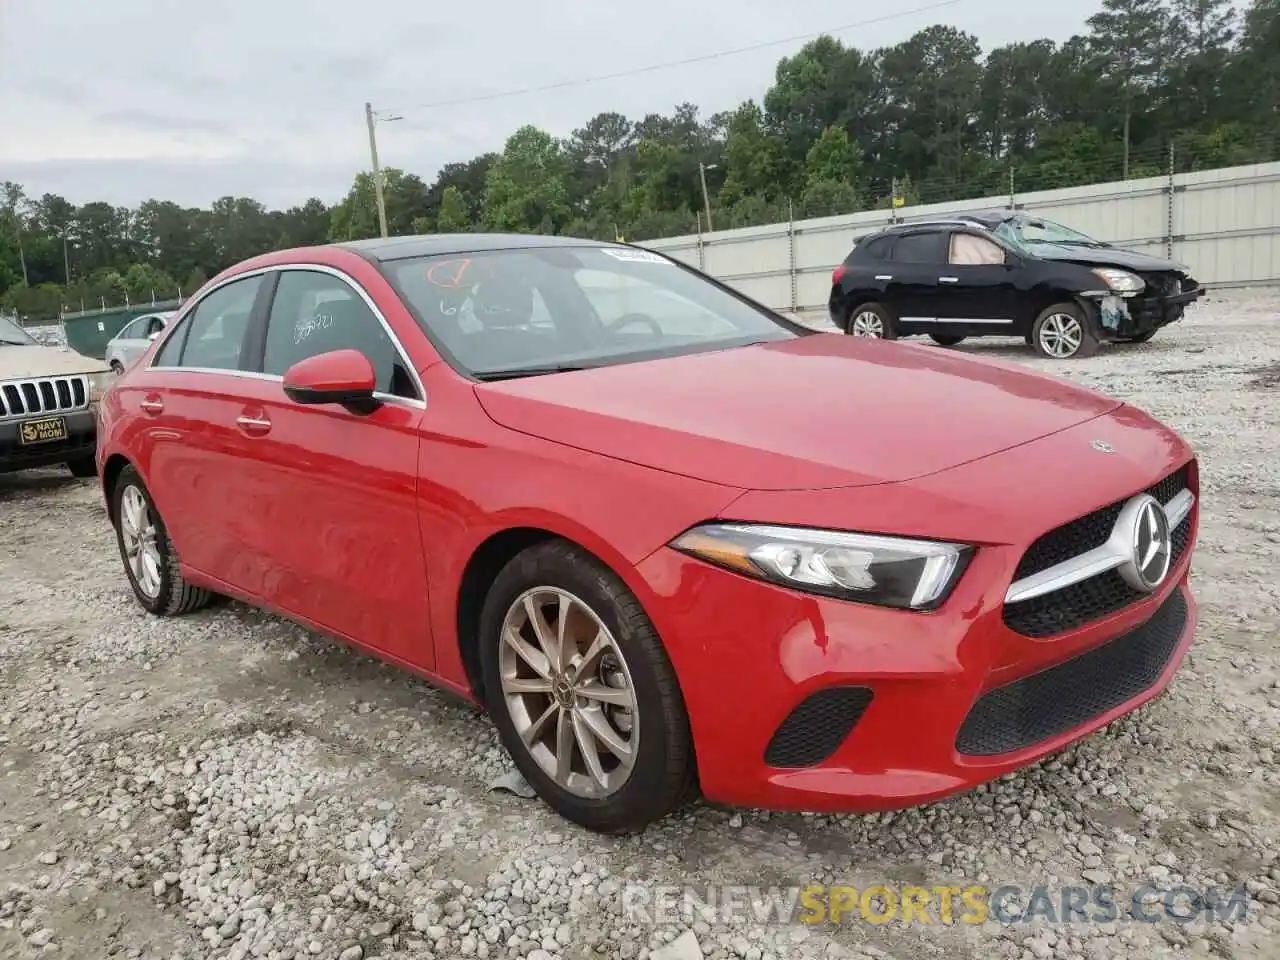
(148, 263), (426, 410)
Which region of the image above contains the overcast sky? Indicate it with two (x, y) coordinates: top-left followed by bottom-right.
(1, 0), (1102, 210)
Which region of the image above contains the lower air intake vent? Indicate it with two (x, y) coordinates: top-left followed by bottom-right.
(764, 686), (873, 768)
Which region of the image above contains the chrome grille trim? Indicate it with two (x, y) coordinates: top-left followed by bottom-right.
(0, 376), (90, 420)
(1004, 488), (1195, 605)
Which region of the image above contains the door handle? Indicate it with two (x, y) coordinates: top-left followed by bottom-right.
(939, 276), (959, 283)
(139, 398), (164, 415)
(236, 415), (272, 435)
(875, 274), (893, 281)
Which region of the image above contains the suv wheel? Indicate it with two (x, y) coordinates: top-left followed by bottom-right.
(479, 540), (695, 833)
(846, 303), (897, 339)
(111, 465), (213, 616)
(1031, 303), (1099, 359)
(67, 456), (97, 478)
(110, 360), (125, 375)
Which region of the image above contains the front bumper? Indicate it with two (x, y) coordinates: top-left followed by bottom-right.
(636, 532), (1197, 813)
(1088, 279), (1205, 338)
(0, 408), (97, 474)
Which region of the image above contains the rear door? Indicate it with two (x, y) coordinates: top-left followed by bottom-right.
(225, 266), (432, 666)
(121, 273), (274, 580)
(934, 230), (1021, 332)
(881, 229), (950, 331)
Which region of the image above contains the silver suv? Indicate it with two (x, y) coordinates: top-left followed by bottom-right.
(0, 315), (114, 477)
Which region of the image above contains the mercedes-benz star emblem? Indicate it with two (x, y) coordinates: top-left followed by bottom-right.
(1091, 439), (1115, 453)
(1117, 494), (1172, 592)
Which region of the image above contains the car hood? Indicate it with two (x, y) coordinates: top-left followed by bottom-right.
(0, 344), (109, 379)
(1030, 243), (1185, 273)
(473, 335), (1124, 491)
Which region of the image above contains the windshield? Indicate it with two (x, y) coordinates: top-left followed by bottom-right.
(995, 217), (1105, 251)
(381, 245), (801, 378)
(0, 315), (37, 346)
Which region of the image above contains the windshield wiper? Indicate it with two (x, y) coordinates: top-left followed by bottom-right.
(472, 364), (591, 381)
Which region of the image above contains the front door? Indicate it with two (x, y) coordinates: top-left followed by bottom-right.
(934, 231), (1020, 332)
(228, 267), (433, 668)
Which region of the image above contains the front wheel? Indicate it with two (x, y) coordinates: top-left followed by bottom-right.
(845, 302), (897, 340)
(111, 465), (213, 616)
(479, 540), (695, 833)
(66, 456), (97, 478)
(110, 360), (125, 376)
(1031, 303), (1100, 359)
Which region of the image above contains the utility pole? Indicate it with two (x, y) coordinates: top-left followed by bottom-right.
(63, 234), (71, 285)
(699, 162), (716, 233)
(365, 101), (389, 239)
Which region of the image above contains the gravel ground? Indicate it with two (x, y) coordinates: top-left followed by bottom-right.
(2, 292), (1278, 960)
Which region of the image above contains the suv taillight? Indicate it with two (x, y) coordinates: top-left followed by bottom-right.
(832, 264), (847, 285)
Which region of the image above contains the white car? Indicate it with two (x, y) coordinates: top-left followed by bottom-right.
(105, 312), (173, 374)
(0, 314), (113, 477)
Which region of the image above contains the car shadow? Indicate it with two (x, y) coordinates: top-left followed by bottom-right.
(0, 470), (83, 499)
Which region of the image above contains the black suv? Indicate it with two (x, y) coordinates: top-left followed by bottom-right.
(828, 211), (1204, 359)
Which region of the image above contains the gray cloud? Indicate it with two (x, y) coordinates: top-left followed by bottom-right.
(0, 0), (1102, 209)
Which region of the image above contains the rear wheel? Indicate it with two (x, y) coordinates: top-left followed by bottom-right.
(929, 334), (966, 347)
(1031, 303), (1099, 359)
(845, 302), (897, 340)
(479, 540), (695, 833)
(111, 465), (212, 616)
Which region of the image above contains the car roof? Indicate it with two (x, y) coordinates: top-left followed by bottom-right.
(334, 233), (615, 263)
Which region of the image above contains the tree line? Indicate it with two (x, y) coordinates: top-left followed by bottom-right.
(3, 0), (1277, 322)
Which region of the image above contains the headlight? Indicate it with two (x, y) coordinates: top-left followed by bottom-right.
(1091, 268), (1144, 295)
(669, 523), (973, 611)
(87, 371), (114, 403)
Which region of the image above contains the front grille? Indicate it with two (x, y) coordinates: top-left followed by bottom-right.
(0, 376), (88, 419)
(1003, 465), (1193, 637)
(957, 590), (1188, 756)
(764, 686), (873, 768)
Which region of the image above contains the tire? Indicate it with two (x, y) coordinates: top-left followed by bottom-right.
(929, 334), (966, 347)
(1031, 303), (1100, 359)
(111, 465), (212, 616)
(479, 540), (695, 833)
(110, 360), (125, 375)
(845, 302), (897, 340)
(66, 456), (97, 478)
(1120, 330), (1157, 343)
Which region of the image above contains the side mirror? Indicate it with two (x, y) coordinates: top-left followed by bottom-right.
(283, 349), (380, 413)
(148, 330), (162, 341)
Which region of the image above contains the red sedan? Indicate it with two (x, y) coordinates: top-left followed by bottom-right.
(95, 235), (1199, 832)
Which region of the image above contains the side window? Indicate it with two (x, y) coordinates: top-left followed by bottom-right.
(949, 232), (1006, 265)
(178, 275), (264, 370)
(263, 270), (417, 399)
(116, 317), (144, 339)
(891, 231), (948, 264)
(152, 319), (187, 366)
(859, 236), (892, 261)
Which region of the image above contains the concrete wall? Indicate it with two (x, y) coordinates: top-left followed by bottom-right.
(642, 161), (1280, 315)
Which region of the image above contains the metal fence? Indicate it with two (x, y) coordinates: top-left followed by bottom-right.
(642, 160), (1280, 316)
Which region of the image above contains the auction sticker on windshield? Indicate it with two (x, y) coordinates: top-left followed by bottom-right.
(601, 248), (670, 264)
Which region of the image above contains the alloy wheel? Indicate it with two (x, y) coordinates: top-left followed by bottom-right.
(498, 587), (639, 799)
(119, 485), (163, 598)
(1039, 312), (1083, 358)
(851, 311), (885, 337)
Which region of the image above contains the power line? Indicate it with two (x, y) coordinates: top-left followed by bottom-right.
(377, 0), (966, 117)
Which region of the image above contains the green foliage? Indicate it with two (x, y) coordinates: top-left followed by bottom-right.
(3, 0), (1279, 323)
